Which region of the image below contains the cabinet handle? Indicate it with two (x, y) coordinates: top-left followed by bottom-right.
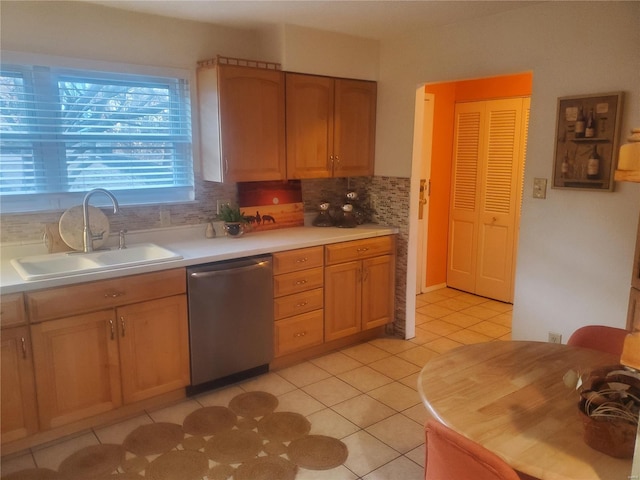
(335, 155), (340, 170)
(294, 331), (307, 338)
(357, 247), (369, 253)
(21, 337), (27, 359)
(120, 316), (126, 337)
(295, 302), (308, 308)
(104, 291), (125, 298)
(295, 257), (309, 264)
(294, 279), (308, 286)
(109, 319), (115, 340)
(224, 157), (229, 175)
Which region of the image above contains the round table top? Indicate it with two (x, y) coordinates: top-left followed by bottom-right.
(418, 341), (633, 480)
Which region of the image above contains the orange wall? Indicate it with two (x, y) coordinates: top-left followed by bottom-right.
(423, 72), (532, 288)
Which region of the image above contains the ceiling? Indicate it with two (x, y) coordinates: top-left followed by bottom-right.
(85, 1), (535, 41)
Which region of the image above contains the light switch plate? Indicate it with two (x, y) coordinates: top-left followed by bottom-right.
(533, 178), (547, 199)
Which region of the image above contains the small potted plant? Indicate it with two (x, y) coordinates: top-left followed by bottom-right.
(216, 204), (248, 237)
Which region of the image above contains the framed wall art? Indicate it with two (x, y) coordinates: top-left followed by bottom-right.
(552, 92), (623, 191)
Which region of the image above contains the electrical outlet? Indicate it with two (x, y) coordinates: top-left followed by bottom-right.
(548, 332), (562, 344)
(217, 199), (230, 215)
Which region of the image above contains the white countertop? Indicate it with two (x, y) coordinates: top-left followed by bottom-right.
(0, 223), (399, 294)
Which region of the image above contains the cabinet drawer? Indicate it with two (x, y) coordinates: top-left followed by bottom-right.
(273, 267), (324, 297)
(26, 268), (186, 323)
(275, 310), (324, 357)
(1, 293), (26, 328)
(325, 236), (394, 265)
(273, 247), (324, 275)
(274, 288), (324, 320)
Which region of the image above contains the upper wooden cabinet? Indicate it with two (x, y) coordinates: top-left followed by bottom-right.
(286, 73), (377, 179)
(197, 59), (286, 183)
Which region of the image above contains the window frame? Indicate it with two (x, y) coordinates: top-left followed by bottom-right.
(0, 51), (196, 213)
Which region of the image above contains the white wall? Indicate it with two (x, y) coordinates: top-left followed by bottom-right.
(376, 1), (640, 341)
(0, 1), (258, 69)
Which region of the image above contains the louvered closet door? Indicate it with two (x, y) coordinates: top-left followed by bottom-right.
(448, 98), (529, 303)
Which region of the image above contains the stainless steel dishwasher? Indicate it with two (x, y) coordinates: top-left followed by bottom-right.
(186, 254), (273, 394)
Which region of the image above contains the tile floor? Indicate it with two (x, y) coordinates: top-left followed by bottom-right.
(1, 287), (512, 479)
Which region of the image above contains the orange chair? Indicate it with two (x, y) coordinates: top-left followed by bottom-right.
(425, 420), (522, 480)
(566, 325), (629, 356)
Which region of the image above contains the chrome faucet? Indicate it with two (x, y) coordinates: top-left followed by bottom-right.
(82, 188), (119, 253)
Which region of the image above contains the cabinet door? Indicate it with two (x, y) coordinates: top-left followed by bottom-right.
(361, 255), (395, 331)
(218, 65), (286, 182)
(31, 310), (122, 430)
(333, 79), (376, 177)
(118, 295), (189, 404)
(285, 73), (334, 179)
(1, 326), (38, 443)
(324, 261), (361, 341)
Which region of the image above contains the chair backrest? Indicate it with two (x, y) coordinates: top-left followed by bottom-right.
(425, 420), (521, 480)
(566, 325), (629, 356)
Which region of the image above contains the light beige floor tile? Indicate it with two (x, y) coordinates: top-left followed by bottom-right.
(307, 408), (360, 439)
(418, 291), (450, 304)
(395, 346), (438, 367)
(275, 361), (332, 387)
(195, 385), (245, 407)
(433, 297), (476, 312)
(276, 389), (325, 416)
(453, 292), (490, 305)
(331, 394), (396, 428)
(402, 403), (432, 426)
(341, 430), (400, 477)
(238, 372), (297, 396)
(94, 413), (152, 445)
(405, 444), (427, 468)
(468, 320), (511, 339)
(337, 365), (394, 392)
(435, 287), (464, 298)
(147, 398), (201, 424)
(296, 465), (358, 480)
(482, 300), (514, 313)
(398, 372), (420, 391)
(368, 356), (420, 380)
(424, 337), (464, 354)
(415, 303), (455, 319)
(0, 452), (36, 475)
(365, 413), (424, 453)
(447, 328), (494, 345)
(340, 343), (390, 364)
(489, 312), (513, 327)
(408, 326), (441, 345)
(419, 319), (463, 337)
(441, 311), (483, 328)
(32, 431), (99, 471)
(415, 311), (434, 325)
(367, 337), (416, 354)
(461, 304), (505, 320)
(367, 382), (420, 411)
(362, 455), (425, 480)
(310, 351), (363, 375)
(302, 377), (361, 406)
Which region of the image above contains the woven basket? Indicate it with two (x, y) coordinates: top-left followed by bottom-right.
(578, 410), (637, 458)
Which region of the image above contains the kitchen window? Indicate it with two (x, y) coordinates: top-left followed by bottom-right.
(0, 58), (194, 213)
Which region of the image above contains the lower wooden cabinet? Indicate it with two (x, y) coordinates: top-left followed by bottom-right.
(325, 237), (395, 342)
(274, 310), (324, 357)
(118, 295), (189, 404)
(31, 310), (122, 430)
(1, 325), (38, 443)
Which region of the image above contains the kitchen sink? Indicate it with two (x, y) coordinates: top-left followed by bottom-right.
(11, 243), (183, 281)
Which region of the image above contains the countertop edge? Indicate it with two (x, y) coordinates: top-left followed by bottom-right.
(0, 225), (399, 294)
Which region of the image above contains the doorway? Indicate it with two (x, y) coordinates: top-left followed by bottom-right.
(415, 73), (533, 301)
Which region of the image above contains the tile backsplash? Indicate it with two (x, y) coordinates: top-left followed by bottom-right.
(0, 175), (410, 337)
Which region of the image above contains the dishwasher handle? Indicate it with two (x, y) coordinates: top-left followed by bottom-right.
(189, 261), (270, 278)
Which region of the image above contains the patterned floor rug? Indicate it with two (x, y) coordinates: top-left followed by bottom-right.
(3, 391), (348, 480)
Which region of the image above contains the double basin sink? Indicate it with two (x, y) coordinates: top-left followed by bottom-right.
(11, 243), (183, 281)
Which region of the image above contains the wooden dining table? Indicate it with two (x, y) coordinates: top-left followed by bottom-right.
(418, 341), (634, 480)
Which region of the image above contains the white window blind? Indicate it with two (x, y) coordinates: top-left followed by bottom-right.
(0, 62), (194, 213)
